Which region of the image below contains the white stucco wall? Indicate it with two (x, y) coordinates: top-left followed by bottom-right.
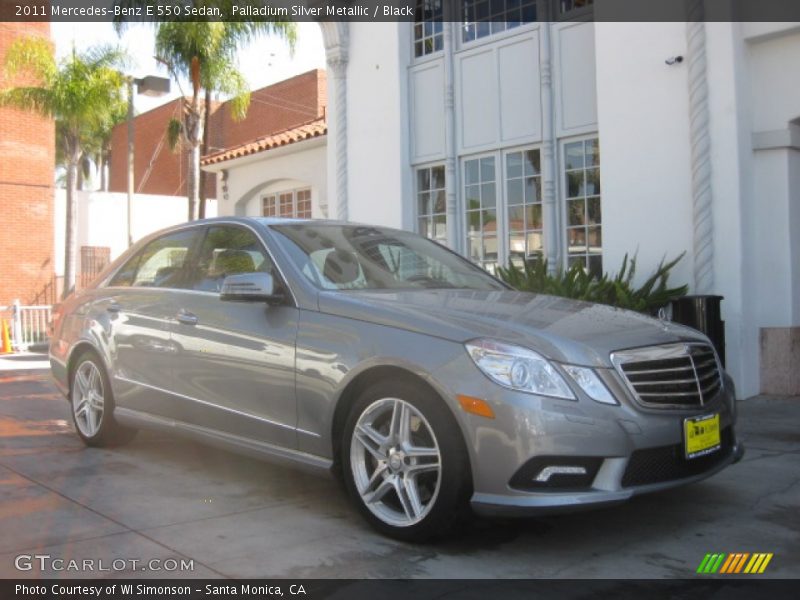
(745, 27), (800, 328)
(54, 190), (217, 276)
(595, 22), (694, 287)
(344, 22), (412, 229)
(595, 22), (756, 394)
(206, 138), (327, 219)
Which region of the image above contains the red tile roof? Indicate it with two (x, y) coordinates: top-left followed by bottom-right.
(201, 118), (327, 166)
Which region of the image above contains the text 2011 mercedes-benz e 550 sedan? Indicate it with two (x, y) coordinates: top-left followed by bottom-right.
(50, 218), (744, 540)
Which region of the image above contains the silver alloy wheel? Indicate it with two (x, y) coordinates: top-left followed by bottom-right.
(350, 397), (442, 527)
(72, 360), (105, 438)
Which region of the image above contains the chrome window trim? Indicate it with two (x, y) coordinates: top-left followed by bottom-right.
(99, 220), (299, 308)
(610, 342), (724, 410)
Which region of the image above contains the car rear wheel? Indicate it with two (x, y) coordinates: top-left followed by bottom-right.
(70, 351), (136, 447)
(342, 379), (471, 541)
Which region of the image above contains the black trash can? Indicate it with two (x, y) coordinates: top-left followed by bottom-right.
(670, 295), (725, 367)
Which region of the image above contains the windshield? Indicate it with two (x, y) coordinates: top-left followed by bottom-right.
(270, 223), (506, 291)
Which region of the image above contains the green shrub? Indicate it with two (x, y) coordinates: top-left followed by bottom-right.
(496, 253), (689, 315)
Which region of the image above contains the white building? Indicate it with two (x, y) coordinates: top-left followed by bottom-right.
(202, 119), (328, 220)
(212, 12), (800, 398)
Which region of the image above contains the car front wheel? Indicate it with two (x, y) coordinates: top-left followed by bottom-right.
(342, 379), (471, 541)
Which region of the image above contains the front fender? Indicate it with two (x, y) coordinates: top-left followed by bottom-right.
(294, 309), (469, 459)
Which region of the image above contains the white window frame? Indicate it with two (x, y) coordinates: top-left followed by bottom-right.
(559, 135), (602, 275)
(412, 0), (445, 60)
(261, 187), (312, 219)
(460, 145), (546, 272)
(554, 0), (595, 21)
(415, 163), (447, 243)
(503, 146), (544, 267)
(459, 0), (541, 47)
(462, 152), (501, 272)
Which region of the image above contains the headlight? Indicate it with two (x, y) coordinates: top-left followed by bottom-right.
(465, 339), (575, 400)
(562, 365), (618, 405)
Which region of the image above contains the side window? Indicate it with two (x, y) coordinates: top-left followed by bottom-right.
(185, 226), (274, 293)
(129, 229), (199, 288)
(108, 253), (142, 287)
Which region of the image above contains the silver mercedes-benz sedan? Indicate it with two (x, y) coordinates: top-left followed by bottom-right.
(50, 217), (743, 540)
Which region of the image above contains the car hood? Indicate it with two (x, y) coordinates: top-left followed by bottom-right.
(317, 289), (708, 367)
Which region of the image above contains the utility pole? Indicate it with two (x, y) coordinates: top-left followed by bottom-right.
(125, 75), (171, 247)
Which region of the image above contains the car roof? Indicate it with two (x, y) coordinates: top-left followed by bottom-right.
(181, 216), (409, 232)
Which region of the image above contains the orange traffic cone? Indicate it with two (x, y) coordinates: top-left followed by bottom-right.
(1, 319), (12, 354)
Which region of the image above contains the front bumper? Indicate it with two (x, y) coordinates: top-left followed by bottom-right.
(433, 352), (743, 517)
(471, 441), (744, 517)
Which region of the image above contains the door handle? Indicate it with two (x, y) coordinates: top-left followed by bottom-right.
(176, 310), (199, 326)
(107, 302), (121, 313)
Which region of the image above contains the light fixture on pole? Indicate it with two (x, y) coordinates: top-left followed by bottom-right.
(126, 75), (171, 247)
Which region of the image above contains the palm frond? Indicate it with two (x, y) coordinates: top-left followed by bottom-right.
(0, 86), (55, 116)
(2, 37), (56, 83)
(167, 118), (183, 151)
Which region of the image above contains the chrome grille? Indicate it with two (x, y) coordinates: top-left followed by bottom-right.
(611, 343), (722, 408)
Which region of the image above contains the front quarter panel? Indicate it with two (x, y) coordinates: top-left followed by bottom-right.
(294, 309), (471, 460)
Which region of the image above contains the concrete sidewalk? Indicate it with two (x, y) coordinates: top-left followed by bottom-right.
(0, 352), (50, 372)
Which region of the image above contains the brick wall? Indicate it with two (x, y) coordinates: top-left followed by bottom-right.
(0, 22), (56, 307)
(109, 99), (198, 198)
(108, 69), (327, 199)
(216, 69), (327, 150)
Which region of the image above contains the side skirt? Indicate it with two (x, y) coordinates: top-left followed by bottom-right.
(114, 407), (334, 476)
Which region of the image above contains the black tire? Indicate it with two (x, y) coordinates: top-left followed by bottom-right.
(69, 350), (137, 447)
(341, 378), (471, 541)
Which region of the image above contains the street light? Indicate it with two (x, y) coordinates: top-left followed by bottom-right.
(127, 75), (171, 247)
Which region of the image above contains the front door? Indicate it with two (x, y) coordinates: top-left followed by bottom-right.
(169, 224), (299, 449)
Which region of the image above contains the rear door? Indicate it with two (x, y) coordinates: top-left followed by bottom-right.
(98, 227), (202, 416)
(169, 224), (299, 449)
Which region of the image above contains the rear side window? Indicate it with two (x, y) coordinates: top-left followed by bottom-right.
(108, 229), (200, 289)
(184, 225), (274, 293)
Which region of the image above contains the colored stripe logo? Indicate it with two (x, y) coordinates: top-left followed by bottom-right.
(697, 553), (773, 574)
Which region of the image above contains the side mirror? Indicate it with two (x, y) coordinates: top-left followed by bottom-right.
(220, 272), (283, 304)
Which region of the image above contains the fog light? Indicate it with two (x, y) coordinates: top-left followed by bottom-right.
(509, 456), (602, 491)
(534, 465), (588, 483)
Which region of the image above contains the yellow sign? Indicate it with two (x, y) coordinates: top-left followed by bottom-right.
(685, 413), (720, 458)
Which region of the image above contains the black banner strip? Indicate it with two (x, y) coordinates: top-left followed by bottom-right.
(3, 0), (800, 23)
(3, 579), (800, 600)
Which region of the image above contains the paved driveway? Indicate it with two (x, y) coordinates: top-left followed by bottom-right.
(0, 370), (797, 579)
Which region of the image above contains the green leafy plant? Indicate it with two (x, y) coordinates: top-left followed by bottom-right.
(496, 253), (689, 315)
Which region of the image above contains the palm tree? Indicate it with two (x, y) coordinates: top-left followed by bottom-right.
(0, 38), (127, 298)
(84, 97), (128, 191)
(56, 100), (126, 193)
(116, 15), (296, 220)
